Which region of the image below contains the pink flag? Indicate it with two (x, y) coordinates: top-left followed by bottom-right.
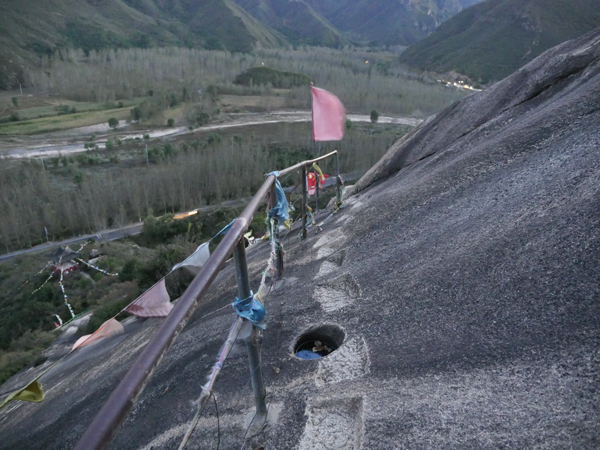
(311, 85), (345, 141)
(72, 318), (124, 350)
(124, 278), (172, 318)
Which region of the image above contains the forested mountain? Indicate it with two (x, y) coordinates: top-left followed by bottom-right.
(0, 0), (287, 89)
(399, 0), (600, 83)
(229, 0), (351, 47)
(233, 0), (485, 47)
(0, 0), (484, 89)
(302, 0), (485, 46)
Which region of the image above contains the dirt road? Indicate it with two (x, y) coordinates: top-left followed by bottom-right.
(0, 111), (421, 159)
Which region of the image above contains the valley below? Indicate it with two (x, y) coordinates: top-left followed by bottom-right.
(0, 110), (422, 159)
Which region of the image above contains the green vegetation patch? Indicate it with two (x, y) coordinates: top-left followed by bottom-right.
(234, 66), (311, 88)
(0, 107), (130, 135)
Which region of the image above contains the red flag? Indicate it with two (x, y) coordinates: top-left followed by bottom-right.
(307, 172), (329, 195)
(311, 85), (345, 141)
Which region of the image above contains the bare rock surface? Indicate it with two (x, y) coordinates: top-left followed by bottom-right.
(1, 29), (600, 450)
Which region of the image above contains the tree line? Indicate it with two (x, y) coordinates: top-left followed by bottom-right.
(27, 46), (467, 117)
(0, 122), (406, 251)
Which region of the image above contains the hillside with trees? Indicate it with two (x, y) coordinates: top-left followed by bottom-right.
(0, 0), (487, 90)
(302, 0), (485, 47)
(399, 0), (600, 83)
(0, 0), (287, 89)
(230, 0), (351, 47)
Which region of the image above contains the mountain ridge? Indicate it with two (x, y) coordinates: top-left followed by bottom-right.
(0, 0), (485, 89)
(399, 0), (600, 83)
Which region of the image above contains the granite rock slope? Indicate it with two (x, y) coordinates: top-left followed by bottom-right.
(1, 29), (599, 450)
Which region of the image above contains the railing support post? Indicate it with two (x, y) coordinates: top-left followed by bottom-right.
(335, 151), (342, 207)
(301, 165), (307, 240)
(232, 239), (268, 426)
(315, 169), (320, 214)
(269, 182), (283, 279)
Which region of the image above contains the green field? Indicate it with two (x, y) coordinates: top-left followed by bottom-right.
(0, 107), (131, 135)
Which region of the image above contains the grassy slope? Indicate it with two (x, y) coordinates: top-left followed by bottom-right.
(399, 0), (600, 83)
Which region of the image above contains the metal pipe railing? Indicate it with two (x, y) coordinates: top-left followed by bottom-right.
(74, 150), (340, 450)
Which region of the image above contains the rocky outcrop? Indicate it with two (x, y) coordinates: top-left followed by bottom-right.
(351, 27), (600, 197)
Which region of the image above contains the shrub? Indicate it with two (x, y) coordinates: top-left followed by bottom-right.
(195, 112), (210, 126)
(11, 97), (18, 107)
(55, 104), (76, 115)
(108, 117), (119, 128)
(138, 215), (188, 246)
(130, 101), (162, 122)
(118, 259), (140, 282)
(370, 109), (379, 123)
(207, 133), (222, 145)
(73, 172), (84, 184)
(167, 118), (175, 127)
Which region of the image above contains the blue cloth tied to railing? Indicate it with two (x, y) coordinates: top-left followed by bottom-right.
(265, 171), (289, 225)
(232, 291), (266, 329)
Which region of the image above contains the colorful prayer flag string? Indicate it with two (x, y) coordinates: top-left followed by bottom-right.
(18, 262), (51, 292)
(75, 240), (92, 254)
(59, 269), (76, 319)
(30, 273), (54, 295)
(76, 258), (118, 276)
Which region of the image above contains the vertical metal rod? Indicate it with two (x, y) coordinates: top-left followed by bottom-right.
(315, 169), (320, 214)
(335, 151), (341, 207)
(233, 239), (251, 300)
(246, 328), (267, 418)
(269, 182), (282, 279)
(301, 165), (307, 239)
(232, 240), (268, 421)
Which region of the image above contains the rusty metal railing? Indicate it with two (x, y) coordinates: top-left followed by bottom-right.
(74, 150), (340, 450)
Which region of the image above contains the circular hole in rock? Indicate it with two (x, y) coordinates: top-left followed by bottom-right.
(293, 324), (345, 360)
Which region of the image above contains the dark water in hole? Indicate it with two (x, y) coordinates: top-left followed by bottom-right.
(295, 340), (337, 360)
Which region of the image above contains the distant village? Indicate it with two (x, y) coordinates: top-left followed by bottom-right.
(438, 79), (482, 92)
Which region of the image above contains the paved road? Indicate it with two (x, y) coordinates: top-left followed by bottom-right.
(0, 223), (144, 262)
